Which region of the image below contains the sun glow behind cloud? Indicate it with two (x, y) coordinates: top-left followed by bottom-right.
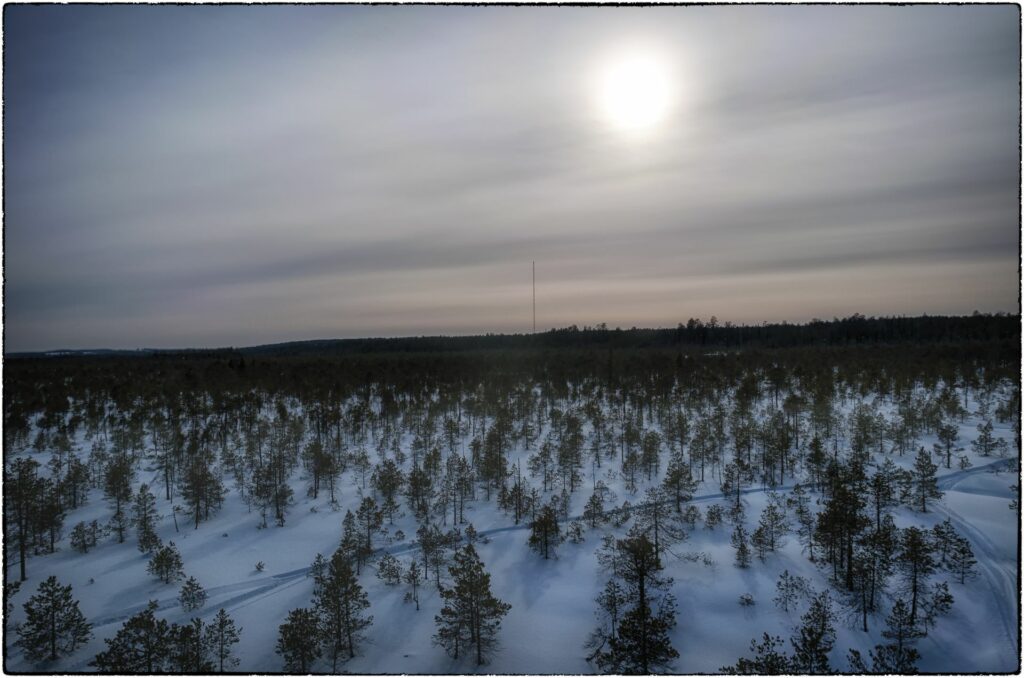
(3, 6), (1019, 351)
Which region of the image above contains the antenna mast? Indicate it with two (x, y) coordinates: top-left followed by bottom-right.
(532, 261), (536, 333)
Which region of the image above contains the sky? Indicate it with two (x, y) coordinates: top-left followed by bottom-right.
(4, 4), (1020, 351)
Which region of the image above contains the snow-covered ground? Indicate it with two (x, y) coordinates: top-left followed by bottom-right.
(4, 389), (1019, 673)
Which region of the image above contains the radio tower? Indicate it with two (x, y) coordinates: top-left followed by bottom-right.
(532, 261), (536, 333)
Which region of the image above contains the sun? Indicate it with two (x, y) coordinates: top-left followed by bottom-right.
(597, 54), (673, 132)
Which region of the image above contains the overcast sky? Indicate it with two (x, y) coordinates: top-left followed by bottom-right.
(5, 4), (1019, 351)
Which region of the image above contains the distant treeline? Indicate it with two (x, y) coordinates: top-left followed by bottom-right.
(10, 312), (1019, 360)
(3, 314), (1019, 424)
(220, 312), (1024, 354)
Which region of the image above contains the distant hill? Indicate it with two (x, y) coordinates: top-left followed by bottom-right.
(6, 313), (1018, 360)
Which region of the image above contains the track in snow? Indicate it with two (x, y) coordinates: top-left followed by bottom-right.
(932, 480), (1018, 659)
(70, 457), (1016, 669)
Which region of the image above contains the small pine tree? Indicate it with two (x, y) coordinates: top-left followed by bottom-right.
(377, 552), (402, 585)
(589, 578), (628, 656)
(70, 522), (92, 554)
(850, 599), (925, 672)
(204, 608), (241, 672)
(309, 553), (328, 597)
(919, 581), (954, 633)
(789, 590), (834, 673)
(91, 600), (171, 672)
(583, 491), (605, 528)
(434, 544), (511, 665)
(275, 607), (321, 672)
(732, 524), (751, 568)
(178, 576), (207, 612)
(355, 496), (383, 564)
(594, 535), (678, 674)
(930, 519), (957, 566)
(340, 510), (362, 573)
(315, 549), (373, 669)
(464, 523), (480, 545)
(566, 519), (585, 543)
(751, 524), (770, 561)
(949, 535), (978, 584)
(403, 559), (423, 610)
(723, 633), (791, 674)
(898, 526), (936, 625)
(528, 503), (563, 559)
(912, 447), (942, 512)
(17, 576), (92, 662)
(133, 484), (161, 554)
(168, 617), (214, 672)
(705, 504), (724, 530)
(147, 541), (184, 584)
(773, 570), (810, 613)
(604, 594), (679, 673)
(972, 420), (997, 457)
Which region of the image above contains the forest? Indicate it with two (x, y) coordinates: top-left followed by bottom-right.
(3, 313), (1020, 673)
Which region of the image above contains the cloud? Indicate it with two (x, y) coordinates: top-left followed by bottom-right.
(4, 5), (1019, 351)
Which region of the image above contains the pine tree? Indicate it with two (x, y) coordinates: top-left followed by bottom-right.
(371, 458), (405, 523)
(566, 519), (585, 543)
(919, 581), (954, 634)
(147, 541), (184, 584)
(789, 590), (835, 673)
(4, 581), (21, 656)
(434, 543), (511, 665)
(180, 450), (226, 529)
(377, 552), (402, 585)
(594, 533), (679, 674)
(168, 617), (214, 672)
(936, 422), (959, 469)
(104, 455), (134, 544)
(587, 578), (629, 660)
(705, 503), (724, 530)
(732, 524), (751, 568)
(16, 576), (92, 662)
(340, 510), (363, 573)
(418, 522), (458, 589)
(404, 559), (423, 610)
(756, 496), (789, 552)
(634, 486), (687, 558)
(751, 524), (770, 561)
(132, 484), (161, 554)
(662, 453), (698, 512)
(178, 576), (207, 612)
(204, 608), (241, 672)
(70, 521), (93, 554)
(355, 496), (383, 566)
(849, 599), (924, 672)
(583, 491), (605, 529)
(897, 526), (935, 626)
(949, 535), (977, 584)
(309, 552), (328, 597)
(8, 457), (42, 581)
(91, 600), (171, 672)
(773, 570), (810, 613)
(275, 607), (321, 672)
(528, 503), (562, 559)
(912, 447), (942, 512)
(464, 523), (481, 545)
(723, 633), (791, 674)
(972, 419), (998, 457)
(37, 477), (65, 554)
(315, 549), (373, 669)
(603, 595), (678, 674)
(930, 518), (957, 566)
